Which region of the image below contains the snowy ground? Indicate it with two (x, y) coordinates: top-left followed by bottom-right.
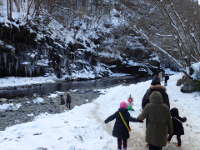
(0, 76), (57, 88)
(0, 73), (131, 88)
(0, 73), (199, 150)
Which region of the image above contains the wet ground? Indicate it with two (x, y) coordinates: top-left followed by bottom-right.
(0, 75), (150, 130)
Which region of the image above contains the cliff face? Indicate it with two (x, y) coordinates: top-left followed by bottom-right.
(0, 19), (159, 79)
(1, 0), (185, 79)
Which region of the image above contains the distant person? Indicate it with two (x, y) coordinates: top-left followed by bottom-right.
(60, 92), (71, 110)
(168, 107), (187, 147)
(164, 74), (169, 86)
(65, 92), (71, 109)
(138, 91), (173, 150)
(142, 76), (170, 109)
(104, 101), (143, 150)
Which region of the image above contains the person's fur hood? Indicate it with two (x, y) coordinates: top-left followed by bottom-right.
(150, 85), (166, 91)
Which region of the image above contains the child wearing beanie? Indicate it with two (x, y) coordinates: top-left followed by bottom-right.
(104, 101), (143, 150)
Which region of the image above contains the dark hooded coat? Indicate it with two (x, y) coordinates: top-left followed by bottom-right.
(104, 108), (140, 139)
(142, 85), (170, 109)
(170, 108), (187, 136)
(138, 91), (173, 147)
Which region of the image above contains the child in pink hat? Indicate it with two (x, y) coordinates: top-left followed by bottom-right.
(120, 101), (128, 109)
(104, 101), (143, 150)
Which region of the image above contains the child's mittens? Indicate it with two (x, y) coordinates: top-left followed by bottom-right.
(104, 119), (109, 124)
(183, 117), (187, 122)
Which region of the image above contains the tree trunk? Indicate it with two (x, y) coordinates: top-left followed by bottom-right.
(7, 0), (13, 20)
(14, 0), (20, 12)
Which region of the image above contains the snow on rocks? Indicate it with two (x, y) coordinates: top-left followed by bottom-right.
(191, 62), (200, 80)
(33, 97), (45, 104)
(0, 103), (22, 112)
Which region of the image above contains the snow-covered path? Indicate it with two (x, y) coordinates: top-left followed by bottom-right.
(0, 73), (199, 150)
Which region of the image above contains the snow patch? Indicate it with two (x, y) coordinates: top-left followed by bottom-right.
(48, 93), (59, 98)
(0, 76), (57, 88)
(0, 103), (22, 111)
(191, 62), (200, 80)
(33, 97), (45, 104)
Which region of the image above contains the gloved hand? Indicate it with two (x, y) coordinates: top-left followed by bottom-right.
(138, 119), (143, 123)
(183, 117), (187, 122)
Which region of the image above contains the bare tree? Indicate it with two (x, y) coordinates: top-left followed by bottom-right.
(153, 0), (200, 68)
(14, 0), (20, 12)
(7, 0), (13, 20)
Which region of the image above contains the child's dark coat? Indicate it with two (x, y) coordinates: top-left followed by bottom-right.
(104, 108), (139, 139)
(170, 108), (187, 135)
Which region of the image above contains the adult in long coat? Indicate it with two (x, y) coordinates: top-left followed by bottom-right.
(142, 76), (170, 109)
(104, 101), (142, 150)
(138, 91), (173, 150)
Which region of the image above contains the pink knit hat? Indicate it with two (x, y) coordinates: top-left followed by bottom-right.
(120, 101), (128, 109)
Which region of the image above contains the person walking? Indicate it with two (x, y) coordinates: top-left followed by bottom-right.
(60, 92), (71, 110)
(164, 74), (169, 86)
(168, 107), (187, 147)
(142, 76), (170, 109)
(104, 101), (143, 150)
(65, 92), (71, 109)
(138, 91), (173, 150)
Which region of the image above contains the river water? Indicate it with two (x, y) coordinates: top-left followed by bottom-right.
(0, 75), (150, 98)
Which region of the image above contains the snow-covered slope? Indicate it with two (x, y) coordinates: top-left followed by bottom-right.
(1, 0), (182, 79)
(0, 73), (199, 150)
